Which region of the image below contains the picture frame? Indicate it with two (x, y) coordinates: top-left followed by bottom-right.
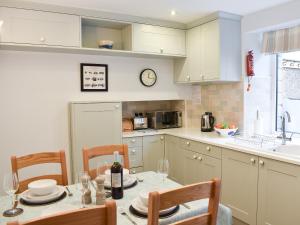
(80, 63), (108, 92)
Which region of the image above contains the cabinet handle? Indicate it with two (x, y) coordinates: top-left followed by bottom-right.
(131, 139), (136, 143)
(186, 75), (190, 81)
(115, 105), (120, 109)
(186, 141), (190, 146)
(131, 149), (136, 153)
(131, 170), (136, 174)
(160, 48), (164, 54)
(259, 160), (264, 166)
(193, 155), (197, 159)
(160, 136), (164, 140)
(40, 37), (46, 42)
(250, 158), (256, 164)
(206, 146), (211, 151)
(197, 156), (203, 161)
(201, 75), (205, 80)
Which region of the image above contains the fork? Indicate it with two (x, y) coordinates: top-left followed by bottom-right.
(118, 206), (137, 225)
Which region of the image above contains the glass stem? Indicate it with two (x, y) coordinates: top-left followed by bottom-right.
(11, 194), (15, 209)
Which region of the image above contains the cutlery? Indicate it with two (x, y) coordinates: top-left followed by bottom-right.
(181, 203), (191, 209)
(65, 186), (73, 197)
(118, 206), (137, 225)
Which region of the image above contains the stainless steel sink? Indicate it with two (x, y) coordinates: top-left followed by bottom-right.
(269, 145), (300, 157)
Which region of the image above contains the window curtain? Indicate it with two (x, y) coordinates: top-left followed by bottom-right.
(262, 25), (300, 54)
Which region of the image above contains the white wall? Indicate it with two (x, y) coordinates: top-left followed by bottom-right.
(242, 0), (300, 135)
(0, 50), (191, 192)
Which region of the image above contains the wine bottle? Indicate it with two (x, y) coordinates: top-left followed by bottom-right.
(111, 151), (123, 199)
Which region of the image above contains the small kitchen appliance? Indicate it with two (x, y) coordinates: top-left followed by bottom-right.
(133, 113), (148, 130)
(201, 112), (215, 132)
(146, 111), (182, 129)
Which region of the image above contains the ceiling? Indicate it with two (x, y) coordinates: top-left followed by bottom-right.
(21, 0), (292, 23)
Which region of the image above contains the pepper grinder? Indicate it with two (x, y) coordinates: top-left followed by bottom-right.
(81, 174), (92, 205)
(95, 175), (106, 205)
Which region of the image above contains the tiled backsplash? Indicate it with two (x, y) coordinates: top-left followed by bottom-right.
(122, 100), (185, 125)
(186, 83), (244, 129)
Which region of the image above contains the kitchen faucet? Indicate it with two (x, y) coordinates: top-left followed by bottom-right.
(278, 111), (292, 145)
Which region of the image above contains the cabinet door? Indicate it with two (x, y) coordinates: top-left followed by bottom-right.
(187, 25), (203, 82)
(70, 102), (122, 179)
(200, 20), (220, 81)
(222, 149), (258, 225)
(183, 150), (201, 185)
(165, 135), (184, 184)
(201, 154), (221, 182)
(0, 7), (80, 47)
(143, 135), (165, 172)
(132, 24), (186, 56)
(128, 146), (143, 168)
(257, 158), (300, 225)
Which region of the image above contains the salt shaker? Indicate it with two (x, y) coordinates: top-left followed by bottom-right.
(95, 175), (106, 205)
(81, 174), (92, 205)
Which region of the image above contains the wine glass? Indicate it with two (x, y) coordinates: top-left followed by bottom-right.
(3, 172), (23, 217)
(75, 171), (89, 208)
(96, 161), (109, 177)
(157, 159), (169, 182)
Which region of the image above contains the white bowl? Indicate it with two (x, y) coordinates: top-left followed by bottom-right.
(139, 190), (150, 206)
(215, 127), (238, 137)
(28, 179), (57, 196)
(104, 168), (129, 181)
(98, 40), (114, 49)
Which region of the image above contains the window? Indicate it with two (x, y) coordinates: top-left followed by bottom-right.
(276, 51), (300, 134)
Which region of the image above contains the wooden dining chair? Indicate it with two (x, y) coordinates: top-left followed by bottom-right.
(7, 200), (117, 225)
(147, 178), (221, 225)
(83, 144), (129, 179)
(11, 150), (68, 193)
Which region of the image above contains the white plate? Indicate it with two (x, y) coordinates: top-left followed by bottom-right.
(104, 176), (136, 188)
(20, 186), (65, 204)
(131, 197), (176, 215)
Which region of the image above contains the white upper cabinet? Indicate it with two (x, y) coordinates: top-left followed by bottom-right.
(174, 18), (241, 83)
(132, 24), (186, 56)
(0, 7), (80, 47)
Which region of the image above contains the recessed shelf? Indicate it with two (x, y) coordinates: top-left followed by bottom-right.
(81, 17), (132, 51)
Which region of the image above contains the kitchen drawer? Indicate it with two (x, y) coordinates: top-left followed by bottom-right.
(128, 146), (143, 168)
(130, 167), (143, 174)
(180, 138), (201, 152)
(198, 143), (222, 159)
(123, 137), (143, 148)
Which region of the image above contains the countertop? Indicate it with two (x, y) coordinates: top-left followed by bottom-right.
(123, 128), (300, 166)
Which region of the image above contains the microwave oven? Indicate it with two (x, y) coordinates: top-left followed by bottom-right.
(146, 111), (182, 129)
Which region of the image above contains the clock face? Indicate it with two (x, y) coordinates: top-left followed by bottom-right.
(140, 69), (157, 87)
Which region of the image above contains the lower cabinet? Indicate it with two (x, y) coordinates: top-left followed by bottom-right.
(183, 149), (221, 185)
(165, 135), (184, 184)
(221, 149), (258, 225)
(143, 135), (165, 172)
(257, 158), (300, 225)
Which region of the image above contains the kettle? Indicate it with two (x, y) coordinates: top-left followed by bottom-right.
(201, 112), (215, 132)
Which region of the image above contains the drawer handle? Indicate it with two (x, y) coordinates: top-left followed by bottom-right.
(259, 160), (264, 166)
(193, 155), (197, 159)
(131, 170), (136, 174)
(160, 48), (164, 53)
(206, 146), (211, 151)
(131, 149), (136, 153)
(250, 158), (256, 164)
(131, 139), (136, 143)
(160, 136), (164, 140)
(186, 75), (190, 81)
(40, 37), (46, 42)
(115, 104), (120, 109)
(197, 156), (203, 161)
(186, 142), (190, 146)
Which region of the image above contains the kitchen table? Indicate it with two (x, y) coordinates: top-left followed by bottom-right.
(0, 172), (231, 225)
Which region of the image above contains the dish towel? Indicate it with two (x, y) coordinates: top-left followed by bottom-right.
(159, 203), (232, 225)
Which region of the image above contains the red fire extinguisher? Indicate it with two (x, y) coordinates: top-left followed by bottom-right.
(246, 50), (255, 91)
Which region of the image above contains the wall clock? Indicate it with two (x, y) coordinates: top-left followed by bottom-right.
(140, 69), (157, 87)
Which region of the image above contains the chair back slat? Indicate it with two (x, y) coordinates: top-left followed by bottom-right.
(7, 200), (116, 225)
(147, 178), (221, 225)
(83, 145), (129, 179)
(159, 182), (213, 210)
(11, 150), (68, 193)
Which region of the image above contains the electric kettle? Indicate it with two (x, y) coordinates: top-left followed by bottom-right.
(201, 112), (215, 132)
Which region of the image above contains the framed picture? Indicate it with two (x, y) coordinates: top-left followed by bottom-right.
(80, 63), (108, 92)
